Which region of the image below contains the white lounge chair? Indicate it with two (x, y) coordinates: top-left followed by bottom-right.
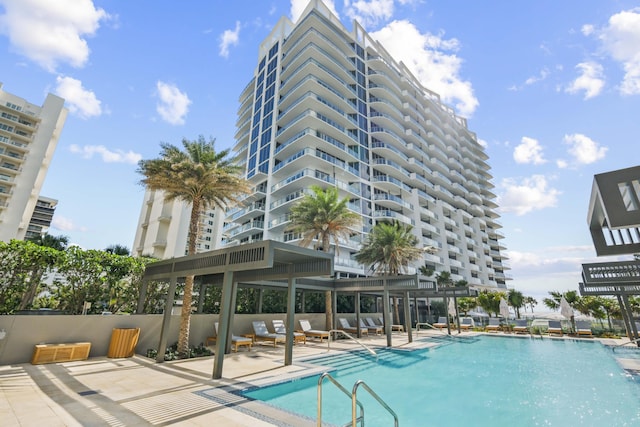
(433, 316), (448, 329)
(206, 322), (252, 352)
(272, 319), (306, 344)
(513, 319), (529, 334)
(360, 318), (383, 335)
(299, 319), (330, 342)
(485, 318), (501, 332)
(252, 320), (286, 347)
(459, 317), (473, 331)
(547, 320), (563, 336)
(338, 318), (368, 336)
(378, 316), (403, 332)
(575, 321), (593, 338)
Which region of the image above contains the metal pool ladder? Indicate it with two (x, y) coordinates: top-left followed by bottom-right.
(317, 372), (398, 427)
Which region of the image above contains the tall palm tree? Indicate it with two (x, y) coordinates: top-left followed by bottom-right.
(355, 220), (423, 275)
(355, 220), (423, 324)
(507, 289), (525, 318)
(138, 136), (250, 358)
(287, 185), (361, 330)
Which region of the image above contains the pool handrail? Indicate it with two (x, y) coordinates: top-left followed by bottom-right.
(328, 329), (377, 358)
(415, 321), (451, 335)
(352, 379), (399, 427)
(612, 336), (640, 351)
(317, 372), (364, 427)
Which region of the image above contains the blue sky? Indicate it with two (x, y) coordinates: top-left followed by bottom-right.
(1, 0), (639, 303)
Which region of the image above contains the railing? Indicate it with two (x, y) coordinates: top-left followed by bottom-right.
(612, 337), (640, 351)
(317, 373), (364, 427)
(328, 329), (376, 358)
(352, 380), (399, 427)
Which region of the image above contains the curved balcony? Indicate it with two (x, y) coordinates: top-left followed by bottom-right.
(374, 209), (414, 226)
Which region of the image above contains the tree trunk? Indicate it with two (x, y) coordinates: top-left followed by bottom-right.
(178, 198), (202, 358)
(393, 297), (400, 324)
(322, 233), (333, 331)
(325, 291), (333, 331)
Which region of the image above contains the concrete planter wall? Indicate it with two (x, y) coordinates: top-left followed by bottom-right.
(0, 313), (327, 365)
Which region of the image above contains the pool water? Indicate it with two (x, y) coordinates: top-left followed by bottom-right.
(243, 336), (640, 426)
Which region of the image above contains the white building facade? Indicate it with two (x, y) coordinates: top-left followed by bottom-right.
(132, 189), (225, 259)
(224, 1), (510, 288)
(0, 83), (67, 242)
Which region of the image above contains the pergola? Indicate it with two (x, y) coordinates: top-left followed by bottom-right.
(137, 239), (477, 379)
(580, 261), (640, 340)
(581, 165), (640, 342)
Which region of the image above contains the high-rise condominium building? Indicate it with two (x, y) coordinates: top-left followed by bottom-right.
(224, 1), (509, 288)
(0, 83), (67, 242)
(25, 196), (58, 240)
(132, 189), (225, 259)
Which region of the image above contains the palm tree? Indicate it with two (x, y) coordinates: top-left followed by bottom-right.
(138, 136), (250, 358)
(355, 220), (423, 275)
(507, 289), (525, 318)
(105, 244), (130, 256)
(355, 220), (423, 324)
(27, 233), (69, 251)
(287, 185), (361, 330)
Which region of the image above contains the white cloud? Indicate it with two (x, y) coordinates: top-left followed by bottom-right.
(513, 136), (546, 165)
(344, 0), (394, 28)
(497, 175), (561, 216)
(54, 76), (102, 119)
(51, 215), (88, 232)
(291, 0), (339, 22)
(370, 20), (478, 116)
(589, 9), (640, 95)
(565, 61), (605, 99)
(524, 68), (549, 85)
(69, 144), (141, 164)
(0, 0), (108, 71)
(155, 81), (191, 125)
(581, 24), (595, 36)
(219, 21), (240, 58)
(563, 133), (607, 165)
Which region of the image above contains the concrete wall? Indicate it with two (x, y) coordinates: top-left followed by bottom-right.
(0, 313), (327, 365)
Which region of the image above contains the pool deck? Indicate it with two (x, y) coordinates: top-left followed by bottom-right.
(2, 330), (638, 426)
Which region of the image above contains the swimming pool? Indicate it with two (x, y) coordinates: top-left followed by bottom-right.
(243, 336), (640, 426)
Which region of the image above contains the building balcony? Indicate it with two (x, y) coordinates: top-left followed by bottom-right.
(373, 209), (414, 226)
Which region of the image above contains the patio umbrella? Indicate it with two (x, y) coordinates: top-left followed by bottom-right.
(499, 298), (510, 320)
(560, 297), (574, 319)
(560, 296), (575, 333)
(448, 297), (457, 316)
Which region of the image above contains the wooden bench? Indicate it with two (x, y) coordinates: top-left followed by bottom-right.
(31, 342), (91, 365)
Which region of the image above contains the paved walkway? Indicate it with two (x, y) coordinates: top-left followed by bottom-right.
(1, 331), (635, 426)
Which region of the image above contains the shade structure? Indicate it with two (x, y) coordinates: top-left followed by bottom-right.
(499, 298), (510, 320)
(560, 296), (574, 319)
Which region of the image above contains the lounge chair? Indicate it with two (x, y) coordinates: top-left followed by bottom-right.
(575, 321), (593, 338)
(485, 318), (501, 332)
(513, 319), (529, 334)
(459, 317), (473, 331)
(338, 318), (368, 336)
(298, 319), (330, 342)
(206, 322), (252, 352)
(433, 316), (448, 329)
(547, 320), (563, 336)
(360, 318), (383, 335)
(378, 316), (403, 332)
(252, 320), (286, 346)
(272, 319), (306, 344)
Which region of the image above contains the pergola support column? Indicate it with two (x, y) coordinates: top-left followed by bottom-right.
(284, 271), (296, 366)
(355, 292), (361, 338)
(404, 291), (412, 343)
(213, 271), (236, 379)
(383, 279), (392, 347)
(156, 275), (178, 363)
